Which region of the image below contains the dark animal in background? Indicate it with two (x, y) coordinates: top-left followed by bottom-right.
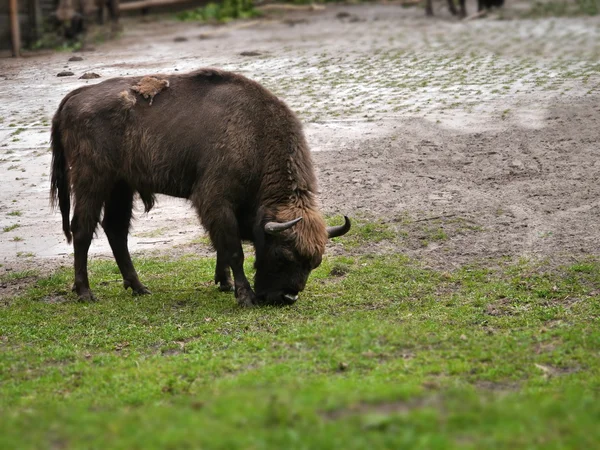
(55, 0), (120, 39)
(425, 0), (467, 18)
(478, 0), (504, 11)
(425, 0), (504, 18)
(50, 69), (351, 307)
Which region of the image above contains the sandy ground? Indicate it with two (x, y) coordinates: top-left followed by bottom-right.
(1, 1), (599, 281)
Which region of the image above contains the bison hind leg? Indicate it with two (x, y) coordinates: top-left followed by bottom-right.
(214, 251), (234, 292)
(70, 196), (103, 301)
(102, 181), (151, 296)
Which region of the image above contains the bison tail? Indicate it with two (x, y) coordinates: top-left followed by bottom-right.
(50, 118), (72, 244)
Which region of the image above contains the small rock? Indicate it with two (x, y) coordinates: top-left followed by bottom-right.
(509, 159), (523, 168)
(460, 334), (467, 341)
(79, 72), (101, 79)
(284, 18), (308, 26)
(240, 51), (261, 57)
(69, 56), (83, 61)
(338, 362), (349, 372)
(336, 11), (351, 19)
(57, 71), (74, 77)
(174, 36), (188, 42)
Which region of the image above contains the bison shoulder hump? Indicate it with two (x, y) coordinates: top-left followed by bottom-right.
(62, 78), (143, 119)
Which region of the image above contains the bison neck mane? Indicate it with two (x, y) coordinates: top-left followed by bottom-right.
(193, 68), (328, 260)
(259, 136), (328, 261)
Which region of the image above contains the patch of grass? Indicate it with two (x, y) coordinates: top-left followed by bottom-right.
(0, 269), (38, 283)
(30, 32), (83, 52)
(177, 0), (260, 23)
(0, 254), (598, 448)
(331, 217), (399, 250)
(15, 251), (35, 258)
(526, 0), (599, 17)
(187, 235), (212, 246)
(7, 211), (22, 217)
(3, 224), (20, 232)
(12, 236), (23, 242)
(134, 227), (172, 239)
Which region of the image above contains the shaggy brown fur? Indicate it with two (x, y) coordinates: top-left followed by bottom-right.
(50, 68), (350, 306)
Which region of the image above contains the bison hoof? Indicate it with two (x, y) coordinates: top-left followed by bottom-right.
(72, 283), (97, 302)
(218, 282), (234, 292)
(77, 290), (97, 302)
(124, 280), (151, 296)
(235, 287), (257, 307)
(132, 286), (152, 296)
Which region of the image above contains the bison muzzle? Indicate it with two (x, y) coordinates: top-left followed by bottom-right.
(50, 68), (351, 306)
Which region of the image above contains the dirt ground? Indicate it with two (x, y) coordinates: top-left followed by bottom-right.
(1, 1), (599, 284)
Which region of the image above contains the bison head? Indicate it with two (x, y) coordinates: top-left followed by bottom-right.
(253, 215), (351, 305)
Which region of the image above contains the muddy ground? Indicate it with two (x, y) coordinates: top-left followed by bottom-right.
(1, 1), (599, 289)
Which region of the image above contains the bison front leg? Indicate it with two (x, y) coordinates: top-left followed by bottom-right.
(229, 248), (255, 307)
(214, 251), (234, 292)
(202, 208), (256, 307)
(70, 197), (103, 301)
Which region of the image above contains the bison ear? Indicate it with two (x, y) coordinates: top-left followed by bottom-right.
(327, 216), (351, 239)
(264, 217), (303, 235)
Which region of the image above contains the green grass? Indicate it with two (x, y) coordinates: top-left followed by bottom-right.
(334, 217), (399, 250)
(177, 0), (259, 23)
(3, 224), (20, 232)
(0, 269), (38, 283)
(1, 253), (599, 448)
(526, 0), (600, 17)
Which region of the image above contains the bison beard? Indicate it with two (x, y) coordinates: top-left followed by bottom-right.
(50, 68), (351, 306)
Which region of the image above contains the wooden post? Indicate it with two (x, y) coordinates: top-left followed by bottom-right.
(9, 0), (21, 57)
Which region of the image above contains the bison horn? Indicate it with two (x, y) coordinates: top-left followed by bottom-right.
(327, 216), (351, 239)
(264, 217), (303, 235)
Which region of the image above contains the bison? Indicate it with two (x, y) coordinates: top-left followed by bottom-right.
(50, 68), (351, 307)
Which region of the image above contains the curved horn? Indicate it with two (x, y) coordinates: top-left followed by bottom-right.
(264, 217), (303, 235)
(327, 216), (351, 239)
